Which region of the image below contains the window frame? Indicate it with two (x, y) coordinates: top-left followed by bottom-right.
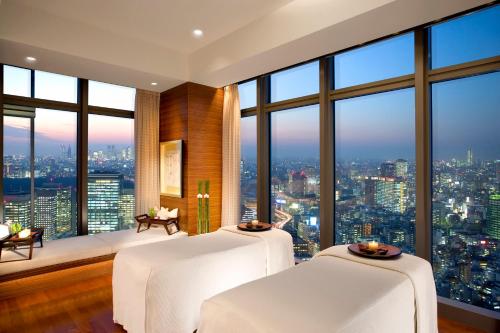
(239, 2), (500, 326)
(1, 65), (135, 237)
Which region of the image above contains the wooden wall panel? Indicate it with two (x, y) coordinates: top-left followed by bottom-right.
(186, 83), (224, 235)
(159, 84), (189, 231)
(159, 82), (223, 234)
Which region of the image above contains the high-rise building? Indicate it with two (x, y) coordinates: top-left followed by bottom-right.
(35, 188), (57, 239)
(375, 177), (407, 214)
(466, 148), (473, 166)
(4, 194), (31, 228)
(119, 188), (135, 230)
(55, 186), (73, 235)
(380, 162), (396, 178)
(88, 172), (123, 234)
(395, 159), (408, 178)
(487, 194), (500, 239)
(288, 171), (307, 196)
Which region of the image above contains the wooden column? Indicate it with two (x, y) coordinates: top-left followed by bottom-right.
(159, 82), (223, 234)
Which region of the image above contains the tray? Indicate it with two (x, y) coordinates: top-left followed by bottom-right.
(237, 222), (272, 232)
(348, 243), (402, 260)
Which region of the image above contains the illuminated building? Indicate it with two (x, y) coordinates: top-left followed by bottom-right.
(395, 159), (408, 178)
(4, 194), (31, 229)
(288, 171), (307, 196)
(119, 188), (135, 230)
(34, 188), (57, 239)
(88, 172), (123, 234)
(466, 148), (473, 166)
(374, 177), (407, 213)
(487, 194), (500, 239)
(380, 162), (396, 178)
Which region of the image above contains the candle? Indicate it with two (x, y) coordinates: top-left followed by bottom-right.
(368, 241), (379, 251)
(251, 220), (259, 226)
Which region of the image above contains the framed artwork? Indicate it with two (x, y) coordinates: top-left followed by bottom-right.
(166, 221), (180, 235)
(160, 140), (183, 197)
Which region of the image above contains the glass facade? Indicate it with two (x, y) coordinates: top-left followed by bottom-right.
(3, 116), (32, 228)
(334, 33), (414, 89)
(270, 105), (320, 261)
(34, 109), (78, 239)
(238, 80), (257, 110)
(3, 65), (31, 97)
(431, 72), (500, 311)
(89, 80), (136, 111)
(430, 5), (500, 69)
(34, 71), (78, 103)
(335, 89), (416, 254)
(1, 65), (136, 240)
(88, 115), (135, 233)
(269, 61), (319, 103)
(240, 116), (257, 223)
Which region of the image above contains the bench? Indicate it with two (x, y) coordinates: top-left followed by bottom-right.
(0, 228), (187, 282)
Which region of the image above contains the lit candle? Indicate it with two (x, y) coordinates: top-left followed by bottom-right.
(368, 241), (379, 251)
(251, 220), (259, 226)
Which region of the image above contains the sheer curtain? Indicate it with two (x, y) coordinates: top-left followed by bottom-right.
(221, 84), (241, 226)
(134, 89), (160, 215)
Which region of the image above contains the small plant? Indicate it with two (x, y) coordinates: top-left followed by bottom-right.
(148, 208), (156, 218)
(11, 222), (22, 234)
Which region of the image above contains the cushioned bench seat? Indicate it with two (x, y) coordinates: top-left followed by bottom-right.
(0, 228), (187, 279)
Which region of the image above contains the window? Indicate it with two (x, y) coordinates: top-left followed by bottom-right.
(271, 105), (320, 261)
(240, 116), (257, 222)
(35, 71), (78, 103)
(88, 114), (135, 234)
(3, 65), (31, 97)
(3, 116), (32, 228)
(334, 33), (414, 89)
(89, 81), (136, 111)
(431, 72), (500, 311)
(269, 61), (319, 103)
(430, 5), (500, 69)
(34, 109), (77, 239)
(335, 89), (416, 254)
(238, 80), (257, 109)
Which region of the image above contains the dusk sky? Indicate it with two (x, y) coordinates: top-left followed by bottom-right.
(4, 6), (499, 162)
(3, 68), (135, 156)
(240, 5), (499, 163)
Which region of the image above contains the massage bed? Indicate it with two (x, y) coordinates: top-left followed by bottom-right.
(112, 225), (294, 333)
(198, 245), (438, 333)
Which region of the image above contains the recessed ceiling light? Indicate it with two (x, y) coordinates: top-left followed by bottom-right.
(25, 56), (37, 63)
(151, 82), (158, 86)
(192, 29), (204, 38)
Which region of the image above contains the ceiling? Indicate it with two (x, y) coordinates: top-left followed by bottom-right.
(0, 0), (491, 92)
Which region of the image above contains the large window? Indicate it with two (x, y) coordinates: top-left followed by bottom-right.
(334, 33), (414, 89)
(88, 115), (135, 234)
(240, 116), (257, 222)
(238, 80), (257, 110)
(3, 116), (31, 228)
(430, 5), (500, 69)
(1, 65), (136, 240)
(271, 105), (320, 261)
(269, 61), (319, 103)
(34, 109), (78, 239)
(89, 81), (136, 111)
(432, 72), (500, 311)
(335, 89), (416, 254)
(3, 65), (31, 97)
(35, 71), (78, 103)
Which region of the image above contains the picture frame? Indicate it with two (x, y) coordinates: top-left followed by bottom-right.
(166, 221), (180, 235)
(160, 140), (183, 197)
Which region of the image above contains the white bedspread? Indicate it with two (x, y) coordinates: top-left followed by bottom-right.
(198, 245), (437, 333)
(113, 226), (293, 333)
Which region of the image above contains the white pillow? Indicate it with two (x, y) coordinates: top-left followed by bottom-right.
(167, 208), (178, 218)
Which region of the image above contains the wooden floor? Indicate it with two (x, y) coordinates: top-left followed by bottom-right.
(0, 260), (486, 333)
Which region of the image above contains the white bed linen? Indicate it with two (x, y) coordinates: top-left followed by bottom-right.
(113, 226), (293, 333)
(198, 245), (437, 333)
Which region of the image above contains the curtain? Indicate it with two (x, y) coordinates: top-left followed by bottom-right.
(221, 84), (241, 226)
(134, 89), (160, 216)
